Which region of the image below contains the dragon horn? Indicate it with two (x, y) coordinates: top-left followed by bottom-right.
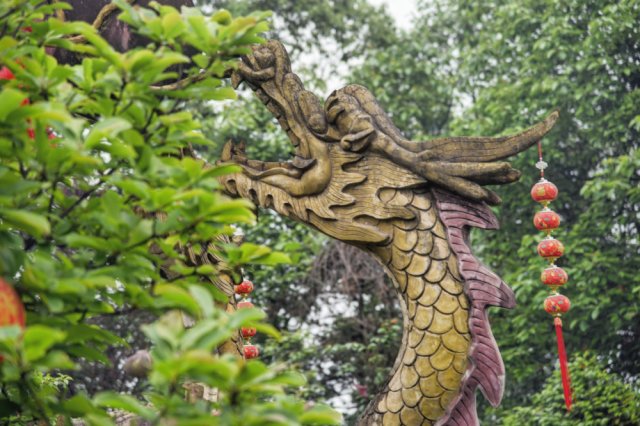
(421, 110), (559, 163)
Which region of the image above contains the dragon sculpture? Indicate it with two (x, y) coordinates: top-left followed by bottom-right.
(219, 40), (558, 425)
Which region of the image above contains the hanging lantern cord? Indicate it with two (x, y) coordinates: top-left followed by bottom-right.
(536, 141), (548, 179)
(537, 141), (544, 178)
(554, 317), (572, 410)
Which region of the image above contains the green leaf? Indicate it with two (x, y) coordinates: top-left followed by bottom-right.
(161, 11), (185, 39)
(67, 344), (112, 364)
(154, 283), (201, 315)
(253, 322), (282, 340)
(23, 325), (66, 362)
(62, 394), (99, 417)
(188, 284), (215, 317)
(39, 350), (74, 370)
(300, 404), (343, 425)
(254, 251), (291, 265)
(85, 117), (132, 149)
(94, 392), (154, 420)
(228, 307), (266, 330)
(64, 233), (110, 251)
(0, 209), (51, 237)
(203, 163), (241, 178)
(0, 89), (27, 121)
(265, 370), (307, 387)
(180, 319), (232, 351)
(209, 86), (237, 101)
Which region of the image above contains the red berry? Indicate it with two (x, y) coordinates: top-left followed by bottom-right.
(541, 266), (568, 286)
(531, 179), (558, 205)
(234, 279), (254, 296)
(537, 238), (564, 259)
(0, 278), (26, 328)
(237, 301), (254, 310)
(544, 294), (571, 316)
(533, 209), (560, 231)
(0, 66), (15, 80)
(243, 344), (259, 359)
(241, 327), (257, 339)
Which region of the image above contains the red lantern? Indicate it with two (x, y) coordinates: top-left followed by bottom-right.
(541, 266), (568, 286)
(537, 238), (564, 259)
(241, 327), (257, 339)
(237, 300), (254, 310)
(533, 208), (560, 232)
(243, 344), (259, 359)
(236, 279), (261, 356)
(0, 66), (15, 80)
(234, 279), (254, 296)
(531, 179), (558, 205)
(0, 278), (26, 328)
(544, 294), (571, 316)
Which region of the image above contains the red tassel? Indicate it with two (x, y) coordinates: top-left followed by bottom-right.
(554, 317), (572, 411)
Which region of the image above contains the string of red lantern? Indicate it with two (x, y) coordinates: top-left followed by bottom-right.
(531, 142), (573, 411)
(0, 65), (57, 141)
(235, 279), (259, 359)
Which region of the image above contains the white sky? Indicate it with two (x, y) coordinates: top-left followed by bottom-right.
(369, 0), (418, 29)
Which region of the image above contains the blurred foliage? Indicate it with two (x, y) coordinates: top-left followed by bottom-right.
(0, 1), (341, 424)
(499, 353), (640, 425)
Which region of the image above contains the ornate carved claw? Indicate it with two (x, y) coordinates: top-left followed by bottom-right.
(220, 40), (558, 425)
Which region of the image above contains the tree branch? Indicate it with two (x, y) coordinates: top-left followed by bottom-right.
(64, 0), (136, 44)
(150, 71), (208, 91)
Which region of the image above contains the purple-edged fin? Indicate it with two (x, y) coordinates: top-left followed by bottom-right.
(432, 188), (516, 426)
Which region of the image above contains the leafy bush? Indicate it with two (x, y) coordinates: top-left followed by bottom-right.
(500, 353), (640, 426)
(0, 1), (340, 424)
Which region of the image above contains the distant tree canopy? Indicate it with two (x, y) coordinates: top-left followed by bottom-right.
(502, 353), (640, 425)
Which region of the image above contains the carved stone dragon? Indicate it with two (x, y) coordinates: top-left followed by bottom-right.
(219, 40), (558, 425)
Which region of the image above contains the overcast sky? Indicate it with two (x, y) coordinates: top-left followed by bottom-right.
(369, 0), (417, 29)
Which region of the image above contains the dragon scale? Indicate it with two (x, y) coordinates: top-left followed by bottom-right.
(361, 188), (471, 425)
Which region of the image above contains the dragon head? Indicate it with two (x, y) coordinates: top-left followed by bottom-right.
(220, 40), (558, 245)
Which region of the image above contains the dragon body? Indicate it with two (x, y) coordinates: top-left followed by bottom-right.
(360, 188), (472, 425)
(220, 41), (558, 425)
